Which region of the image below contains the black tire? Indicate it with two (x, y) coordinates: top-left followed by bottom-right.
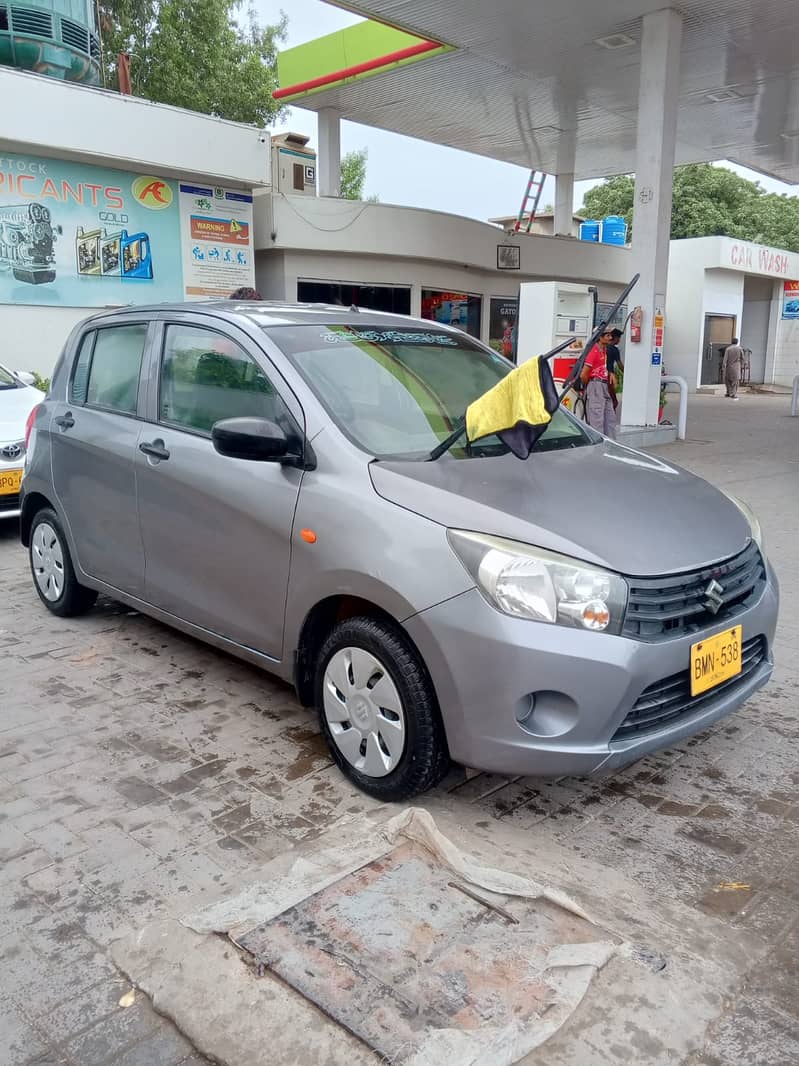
(29, 507), (98, 617)
(315, 616), (450, 802)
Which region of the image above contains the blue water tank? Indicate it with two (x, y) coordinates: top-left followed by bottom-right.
(578, 220), (600, 243)
(600, 215), (628, 246)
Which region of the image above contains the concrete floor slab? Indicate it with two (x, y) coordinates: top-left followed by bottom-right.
(112, 807), (764, 1066)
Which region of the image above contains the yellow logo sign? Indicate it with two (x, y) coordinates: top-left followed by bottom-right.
(131, 176), (173, 210)
(229, 219), (243, 234)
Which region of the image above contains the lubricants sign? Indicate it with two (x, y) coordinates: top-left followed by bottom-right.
(0, 152), (183, 306)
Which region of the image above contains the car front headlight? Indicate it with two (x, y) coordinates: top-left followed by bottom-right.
(722, 492), (764, 553)
(447, 530), (628, 634)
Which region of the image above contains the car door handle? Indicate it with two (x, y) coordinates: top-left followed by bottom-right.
(54, 413), (74, 430)
(139, 439), (170, 461)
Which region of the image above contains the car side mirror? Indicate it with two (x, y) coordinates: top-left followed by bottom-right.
(211, 417), (302, 464)
(16, 371), (36, 386)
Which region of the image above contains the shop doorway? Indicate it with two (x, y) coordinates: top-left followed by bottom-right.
(700, 314), (736, 385)
(741, 277), (772, 384)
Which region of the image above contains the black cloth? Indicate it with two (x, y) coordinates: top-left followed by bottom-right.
(606, 344), (622, 376)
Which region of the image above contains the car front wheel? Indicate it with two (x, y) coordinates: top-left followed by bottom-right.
(29, 508), (98, 617)
(316, 616), (449, 802)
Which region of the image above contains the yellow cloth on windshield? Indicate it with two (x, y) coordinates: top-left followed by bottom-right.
(466, 356), (553, 443)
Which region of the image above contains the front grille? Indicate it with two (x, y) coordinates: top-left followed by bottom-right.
(60, 17), (89, 53)
(612, 635), (767, 741)
(10, 5), (53, 38)
(623, 541), (765, 641)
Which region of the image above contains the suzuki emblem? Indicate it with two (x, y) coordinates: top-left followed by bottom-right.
(703, 578), (725, 615)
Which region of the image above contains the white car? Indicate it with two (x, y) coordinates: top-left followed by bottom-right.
(1, 364), (44, 520)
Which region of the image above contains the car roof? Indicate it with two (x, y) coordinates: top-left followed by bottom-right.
(80, 301), (461, 334)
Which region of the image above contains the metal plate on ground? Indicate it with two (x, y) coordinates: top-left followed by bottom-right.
(236, 841), (611, 1063)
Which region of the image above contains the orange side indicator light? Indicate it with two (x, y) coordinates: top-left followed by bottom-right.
(301, 529), (317, 544)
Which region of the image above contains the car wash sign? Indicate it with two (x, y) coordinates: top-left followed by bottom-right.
(782, 280), (799, 320)
(725, 239), (798, 279)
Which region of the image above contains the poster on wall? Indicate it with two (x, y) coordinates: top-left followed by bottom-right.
(0, 153), (183, 306)
(179, 183), (254, 299)
(420, 289), (482, 338)
(488, 297), (518, 359)
(782, 280), (799, 319)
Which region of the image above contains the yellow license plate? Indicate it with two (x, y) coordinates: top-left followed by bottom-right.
(0, 468), (22, 495)
(691, 626), (742, 696)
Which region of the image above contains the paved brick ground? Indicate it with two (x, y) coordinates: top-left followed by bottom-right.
(1, 392), (797, 1064)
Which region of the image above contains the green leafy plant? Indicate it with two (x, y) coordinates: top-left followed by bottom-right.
(98, 0), (286, 126)
(32, 373), (51, 392)
(340, 149), (379, 202)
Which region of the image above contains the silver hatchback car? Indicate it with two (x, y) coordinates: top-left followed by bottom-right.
(21, 303), (778, 799)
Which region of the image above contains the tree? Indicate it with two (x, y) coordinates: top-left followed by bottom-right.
(670, 166), (759, 240)
(98, 1), (286, 127)
(579, 164), (799, 252)
(340, 148), (378, 201)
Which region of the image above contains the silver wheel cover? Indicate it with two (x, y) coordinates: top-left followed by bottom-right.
(323, 647), (406, 778)
(31, 522), (65, 602)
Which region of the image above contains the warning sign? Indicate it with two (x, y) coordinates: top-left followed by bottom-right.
(189, 216), (250, 245)
(179, 182), (254, 300)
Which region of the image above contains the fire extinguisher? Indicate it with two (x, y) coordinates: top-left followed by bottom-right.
(630, 305), (643, 343)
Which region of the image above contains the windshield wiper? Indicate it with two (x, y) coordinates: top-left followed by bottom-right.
(427, 418), (467, 461)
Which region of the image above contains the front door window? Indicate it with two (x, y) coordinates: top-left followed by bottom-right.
(159, 324), (296, 436)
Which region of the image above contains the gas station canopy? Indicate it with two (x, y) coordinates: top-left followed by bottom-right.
(277, 0), (799, 183)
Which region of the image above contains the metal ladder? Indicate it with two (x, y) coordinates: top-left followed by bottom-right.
(514, 171), (546, 233)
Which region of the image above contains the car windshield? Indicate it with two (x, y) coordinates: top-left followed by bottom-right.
(265, 323), (598, 460)
(0, 365), (20, 390)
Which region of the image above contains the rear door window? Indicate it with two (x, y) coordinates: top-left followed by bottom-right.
(71, 323), (148, 414)
(159, 323), (297, 436)
(69, 331), (95, 404)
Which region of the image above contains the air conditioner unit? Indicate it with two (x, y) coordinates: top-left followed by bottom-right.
(270, 132), (317, 196)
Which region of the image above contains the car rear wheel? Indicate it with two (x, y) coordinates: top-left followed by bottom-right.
(316, 616), (450, 801)
(29, 508), (98, 617)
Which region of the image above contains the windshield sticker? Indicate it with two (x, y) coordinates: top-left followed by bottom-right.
(322, 329), (459, 346)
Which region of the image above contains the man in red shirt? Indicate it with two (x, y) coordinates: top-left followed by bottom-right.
(580, 329), (617, 438)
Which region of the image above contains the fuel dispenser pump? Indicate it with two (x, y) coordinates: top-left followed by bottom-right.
(516, 281), (595, 412)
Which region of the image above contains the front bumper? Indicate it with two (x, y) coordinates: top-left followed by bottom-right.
(0, 500), (21, 520)
(404, 567), (779, 778)
(0, 456), (24, 520)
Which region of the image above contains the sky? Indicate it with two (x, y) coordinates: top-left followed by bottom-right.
(254, 0), (797, 223)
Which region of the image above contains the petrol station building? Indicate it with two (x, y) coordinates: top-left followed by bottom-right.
(1, 1), (799, 431)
